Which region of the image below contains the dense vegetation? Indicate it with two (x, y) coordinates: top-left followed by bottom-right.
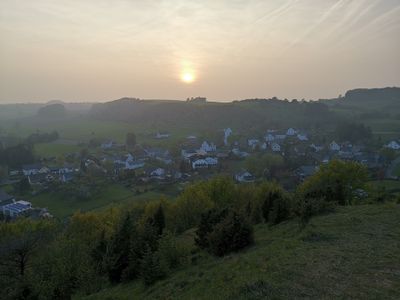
(1, 160), (398, 299)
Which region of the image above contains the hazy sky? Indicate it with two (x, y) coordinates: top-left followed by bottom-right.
(1, 0), (399, 102)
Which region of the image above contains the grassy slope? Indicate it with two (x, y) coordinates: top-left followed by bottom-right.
(81, 204), (400, 300)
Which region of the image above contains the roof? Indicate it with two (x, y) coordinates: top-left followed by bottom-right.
(297, 166), (317, 177)
(22, 163), (43, 170)
(2, 201), (32, 214)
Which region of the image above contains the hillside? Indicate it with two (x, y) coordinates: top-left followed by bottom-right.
(89, 97), (337, 133)
(80, 203), (400, 300)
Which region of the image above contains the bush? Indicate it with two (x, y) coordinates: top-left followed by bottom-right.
(196, 209), (253, 257)
(296, 196), (332, 226)
(261, 184), (292, 225)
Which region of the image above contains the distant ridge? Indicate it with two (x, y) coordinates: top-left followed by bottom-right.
(344, 87), (400, 102)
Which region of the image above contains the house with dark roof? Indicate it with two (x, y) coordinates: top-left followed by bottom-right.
(296, 165), (318, 180)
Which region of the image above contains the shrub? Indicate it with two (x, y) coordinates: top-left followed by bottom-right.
(195, 208), (254, 256)
(261, 184), (292, 225)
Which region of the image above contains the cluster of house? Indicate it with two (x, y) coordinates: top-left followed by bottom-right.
(181, 140), (221, 169)
(18, 163), (78, 185)
(0, 189), (51, 219)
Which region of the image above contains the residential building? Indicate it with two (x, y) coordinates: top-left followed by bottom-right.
(235, 170), (255, 183)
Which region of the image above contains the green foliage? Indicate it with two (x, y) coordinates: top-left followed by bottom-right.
(196, 208), (254, 256)
(207, 211), (254, 256)
(297, 160), (368, 206)
(295, 160), (369, 224)
(0, 143), (35, 168)
(15, 176), (31, 194)
(169, 176), (235, 233)
(152, 204), (166, 236)
(261, 183), (291, 224)
(155, 231), (190, 274)
(195, 208), (228, 249)
(245, 153), (284, 177)
(0, 219), (57, 299)
(335, 122), (372, 142)
(107, 213), (135, 283)
(140, 244), (163, 286)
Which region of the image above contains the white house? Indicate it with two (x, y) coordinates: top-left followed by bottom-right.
(247, 139), (259, 149)
(101, 140), (114, 149)
(223, 128), (232, 146)
(310, 144), (324, 152)
(192, 159), (208, 169)
(58, 165), (75, 174)
(271, 143), (281, 152)
(232, 148), (250, 158)
(192, 157), (218, 169)
(261, 142), (267, 150)
(275, 134), (286, 140)
(155, 132), (170, 139)
(181, 149), (198, 160)
(286, 128), (297, 136)
(150, 168), (165, 179)
(200, 141), (217, 152)
(330, 141), (341, 151)
(22, 164), (49, 176)
(235, 170), (255, 183)
(265, 134), (275, 142)
(386, 140), (400, 150)
(297, 133), (308, 141)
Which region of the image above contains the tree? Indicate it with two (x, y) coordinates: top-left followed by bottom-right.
(107, 214), (134, 282)
(195, 208), (228, 249)
(195, 208), (253, 256)
(140, 244), (163, 285)
(261, 183), (290, 224)
(0, 219), (55, 298)
(126, 132), (136, 148)
(207, 211), (254, 256)
(245, 153), (284, 177)
(152, 204), (165, 236)
(37, 104), (66, 118)
(16, 177), (31, 194)
(297, 160), (368, 206)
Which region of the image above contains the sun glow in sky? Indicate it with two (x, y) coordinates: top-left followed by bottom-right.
(181, 72), (195, 84)
(0, 0), (399, 102)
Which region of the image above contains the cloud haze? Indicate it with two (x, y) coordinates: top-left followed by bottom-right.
(0, 0), (399, 102)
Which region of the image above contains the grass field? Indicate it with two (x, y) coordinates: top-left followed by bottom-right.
(80, 203), (400, 300)
(34, 143), (83, 157)
(370, 180), (400, 196)
(28, 184), (167, 219)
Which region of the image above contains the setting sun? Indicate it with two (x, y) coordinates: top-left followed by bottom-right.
(181, 72), (195, 84)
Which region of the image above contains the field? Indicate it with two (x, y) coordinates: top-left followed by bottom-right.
(34, 142), (83, 157)
(80, 203), (400, 300)
(363, 119), (400, 141)
(28, 184), (170, 219)
(370, 180), (400, 196)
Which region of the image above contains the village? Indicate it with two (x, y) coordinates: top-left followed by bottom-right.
(1, 125), (399, 220)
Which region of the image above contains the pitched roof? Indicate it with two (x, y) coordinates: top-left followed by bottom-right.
(22, 163), (43, 170)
